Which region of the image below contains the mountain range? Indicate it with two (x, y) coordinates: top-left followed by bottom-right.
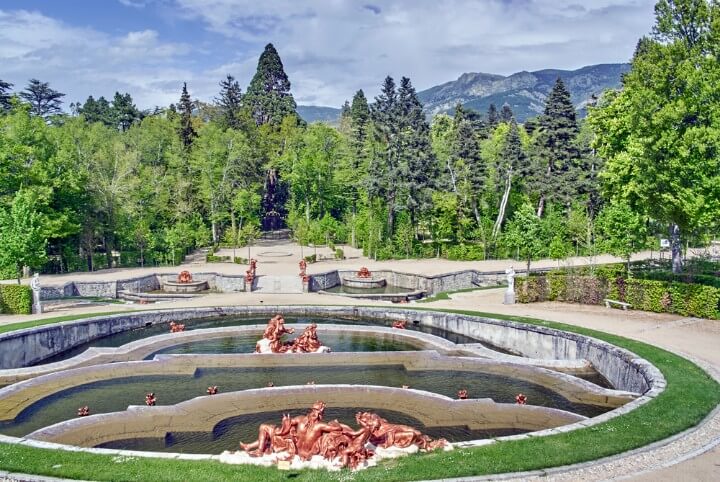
(297, 63), (630, 124)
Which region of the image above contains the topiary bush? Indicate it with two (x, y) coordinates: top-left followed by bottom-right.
(0, 285), (32, 314)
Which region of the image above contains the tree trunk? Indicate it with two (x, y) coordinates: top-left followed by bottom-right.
(211, 220), (218, 245)
(447, 159), (458, 193)
(536, 195), (545, 218)
(472, 201), (481, 227)
(351, 208), (356, 248)
(305, 199), (311, 223)
(526, 257), (531, 274)
(670, 223), (682, 274)
(493, 173), (512, 239)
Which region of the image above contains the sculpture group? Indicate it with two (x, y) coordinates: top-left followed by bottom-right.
(238, 401), (447, 469)
(254, 315), (331, 353)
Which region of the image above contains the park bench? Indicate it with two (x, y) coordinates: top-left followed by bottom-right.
(604, 299), (632, 310)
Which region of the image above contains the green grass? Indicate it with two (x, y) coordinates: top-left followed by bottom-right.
(0, 308), (718, 481)
(0, 312), (131, 335)
(417, 285), (505, 303)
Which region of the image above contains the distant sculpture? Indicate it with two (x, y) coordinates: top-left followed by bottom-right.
(246, 259), (258, 284)
(356, 267), (372, 278)
(392, 320), (407, 329)
(169, 321), (185, 333)
(206, 386), (218, 395)
(30, 273), (42, 314)
(178, 271), (193, 283)
(238, 401), (446, 469)
(457, 389), (468, 400)
(515, 393), (527, 405)
(299, 259), (310, 284)
(254, 316), (330, 353)
(77, 406), (90, 417)
(504, 267), (516, 305)
(145, 393), (157, 406)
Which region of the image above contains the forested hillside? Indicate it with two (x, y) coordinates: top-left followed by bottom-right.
(0, 0), (718, 280)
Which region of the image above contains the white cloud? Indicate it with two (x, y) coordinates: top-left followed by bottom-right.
(0, 1), (658, 109)
(0, 9), (197, 109)
(171, 0), (657, 106)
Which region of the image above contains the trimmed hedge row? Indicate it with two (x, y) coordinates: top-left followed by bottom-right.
(0, 285), (32, 314)
(517, 274), (720, 319)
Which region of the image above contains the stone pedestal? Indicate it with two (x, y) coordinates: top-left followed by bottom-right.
(504, 291), (515, 305)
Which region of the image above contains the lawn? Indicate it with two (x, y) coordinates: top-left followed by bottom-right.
(0, 308), (717, 481)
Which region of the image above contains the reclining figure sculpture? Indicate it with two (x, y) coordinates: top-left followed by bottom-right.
(238, 401), (447, 469)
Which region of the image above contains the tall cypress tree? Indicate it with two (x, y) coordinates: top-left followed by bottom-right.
(215, 75), (243, 129)
(178, 83), (196, 148)
(20, 79), (65, 118)
(244, 43), (297, 126)
(532, 77), (582, 216)
(345, 90), (370, 246)
(0, 79), (13, 112)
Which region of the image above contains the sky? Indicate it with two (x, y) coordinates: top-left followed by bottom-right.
(0, 0), (657, 110)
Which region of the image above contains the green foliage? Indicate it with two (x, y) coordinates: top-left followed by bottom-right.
(518, 272), (720, 319)
(0, 284), (32, 314)
(595, 200), (648, 267)
(244, 43), (297, 126)
(589, 0), (720, 270)
(0, 189), (48, 281)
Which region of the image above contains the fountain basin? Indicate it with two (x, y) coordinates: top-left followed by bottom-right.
(161, 280), (208, 293)
(25, 385), (587, 449)
(342, 276), (387, 289)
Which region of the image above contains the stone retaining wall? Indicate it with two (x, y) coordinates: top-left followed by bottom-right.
(0, 306), (663, 396)
(26, 385), (586, 447)
(40, 273), (246, 300)
(311, 269), (523, 295)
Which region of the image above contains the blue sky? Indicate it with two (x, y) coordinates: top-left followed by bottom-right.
(0, 0), (657, 109)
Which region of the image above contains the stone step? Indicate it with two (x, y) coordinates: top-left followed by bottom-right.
(253, 275), (303, 294)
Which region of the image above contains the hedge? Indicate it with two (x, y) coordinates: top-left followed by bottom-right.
(0, 284), (32, 314)
(517, 274), (720, 319)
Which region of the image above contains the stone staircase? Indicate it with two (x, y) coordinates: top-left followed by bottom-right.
(253, 275), (303, 294)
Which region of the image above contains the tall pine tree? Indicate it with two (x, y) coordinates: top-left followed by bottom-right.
(20, 79), (65, 118)
(348, 90), (370, 245)
(178, 83), (196, 148)
(451, 111), (484, 224)
(111, 92), (142, 132)
(500, 104), (514, 123)
(244, 43), (297, 126)
(532, 78), (582, 216)
(79, 96), (113, 126)
(215, 75), (243, 129)
(369, 76), (402, 232)
(398, 77), (436, 226)
(487, 103), (499, 128)
(0, 79), (13, 112)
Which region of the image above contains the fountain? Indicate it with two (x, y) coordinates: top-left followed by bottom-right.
(231, 400), (448, 470)
(162, 271), (208, 294)
(254, 315), (331, 353)
(342, 267), (387, 289)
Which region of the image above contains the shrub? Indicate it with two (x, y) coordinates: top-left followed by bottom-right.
(335, 248), (344, 260)
(304, 254), (317, 263)
(446, 243), (485, 261)
(206, 254), (231, 263)
(0, 284), (32, 314)
(517, 273), (720, 319)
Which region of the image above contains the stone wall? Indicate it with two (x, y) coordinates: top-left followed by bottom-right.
(40, 272), (246, 300)
(0, 306), (662, 396)
(311, 269), (511, 295)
